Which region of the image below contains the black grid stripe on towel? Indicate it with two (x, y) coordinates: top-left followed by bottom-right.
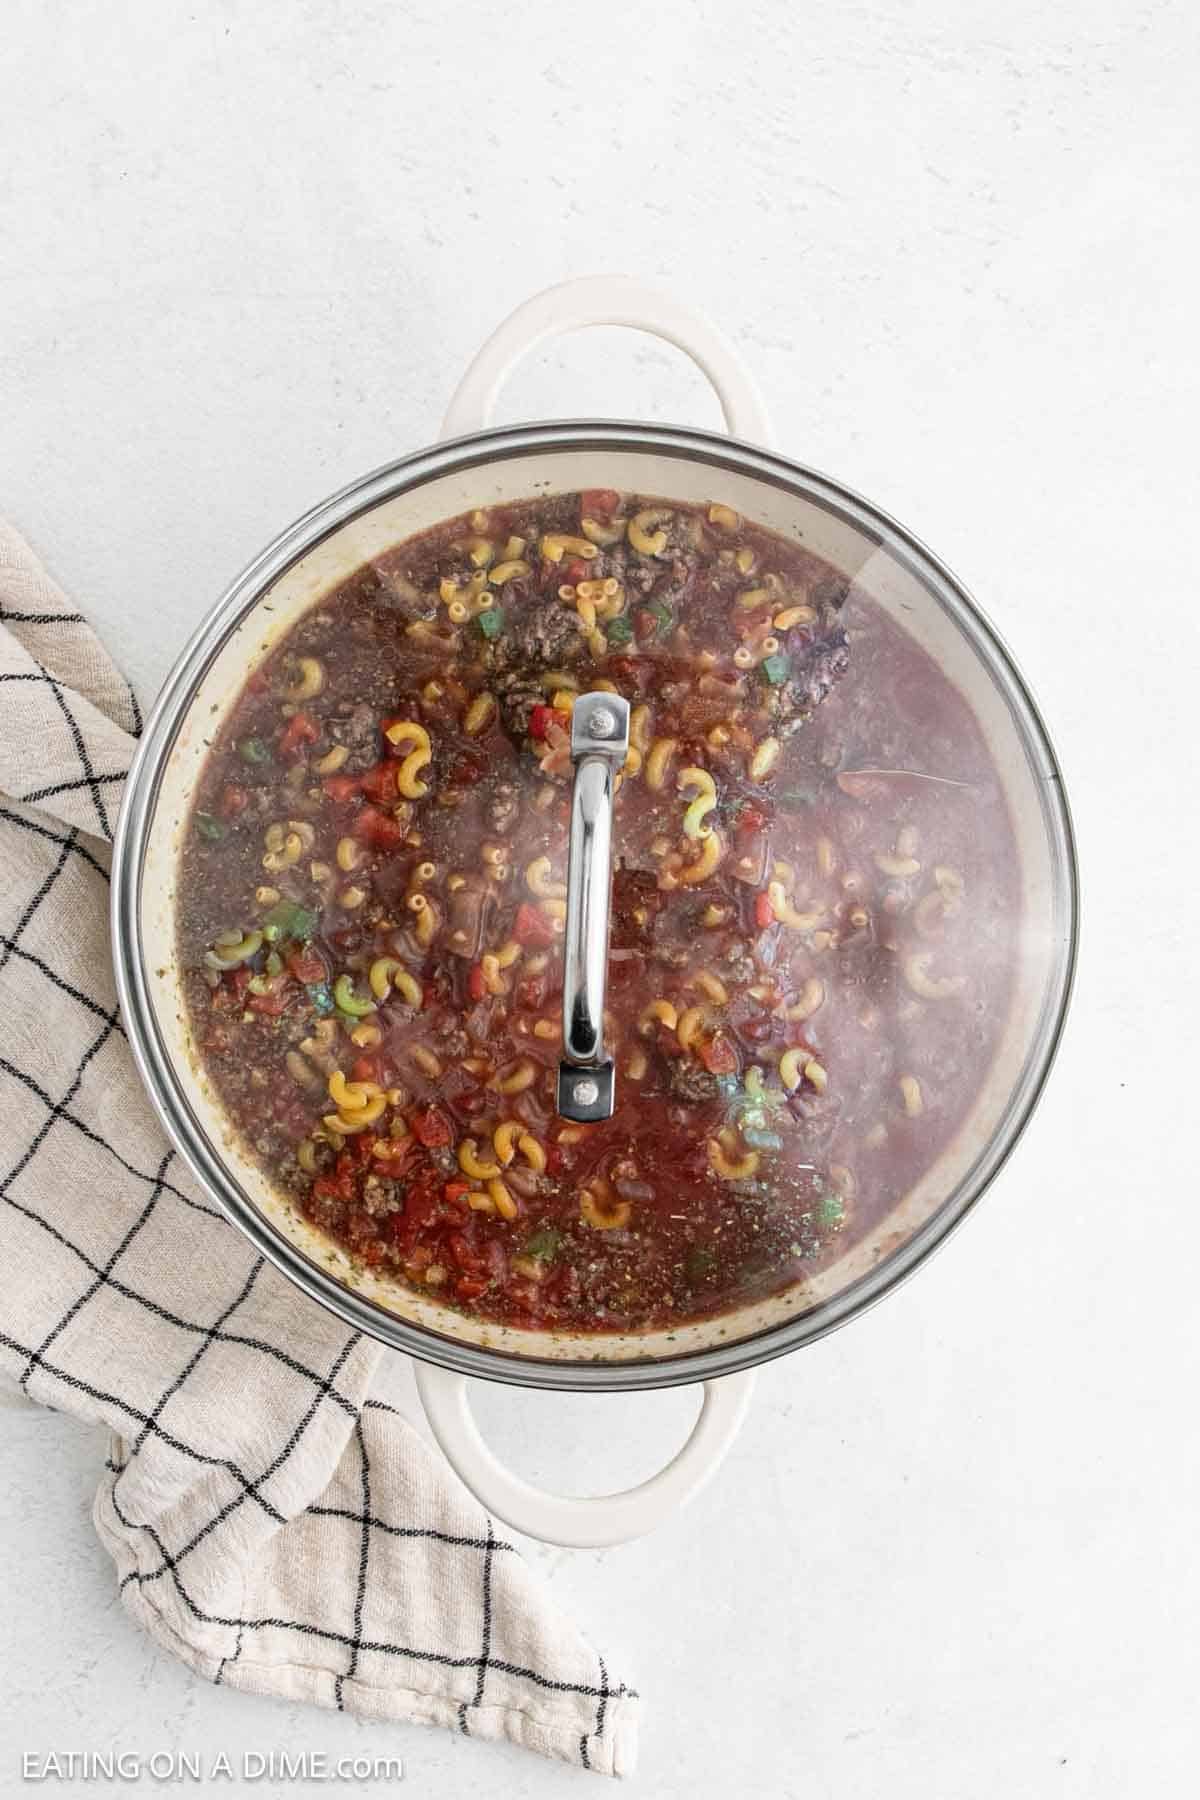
(0, 525), (637, 1778)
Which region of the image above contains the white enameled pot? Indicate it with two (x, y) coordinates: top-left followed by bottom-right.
(112, 278), (1077, 1546)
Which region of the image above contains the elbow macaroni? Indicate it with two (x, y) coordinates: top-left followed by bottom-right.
(678, 766), (717, 839)
(525, 855), (567, 899)
(645, 737), (678, 791)
(677, 832), (724, 885)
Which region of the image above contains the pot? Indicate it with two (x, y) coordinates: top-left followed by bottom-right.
(112, 277), (1078, 1546)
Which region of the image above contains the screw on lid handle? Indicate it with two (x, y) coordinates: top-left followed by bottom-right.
(557, 693), (630, 1122)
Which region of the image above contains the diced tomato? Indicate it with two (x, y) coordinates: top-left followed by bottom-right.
(340, 1134), (375, 1170)
(218, 782), (249, 819)
(581, 487), (619, 522)
(564, 556), (589, 585)
(700, 1033), (739, 1075)
(328, 927), (363, 957)
(754, 891), (775, 930)
(313, 1169), (355, 1205)
(352, 805), (404, 850)
(481, 1239), (508, 1281)
(513, 902), (555, 948)
(606, 655), (644, 688)
(547, 1262), (580, 1307)
(456, 1275), (490, 1300)
(279, 711), (319, 758)
(545, 1144), (565, 1177)
(362, 1240), (387, 1267)
(371, 1135), (413, 1170)
(504, 1280), (542, 1321)
(211, 967), (252, 1013)
(391, 1218), (417, 1254)
(287, 947), (326, 983)
(389, 1168), (444, 1253)
(447, 1231), (483, 1274)
(443, 1179), (471, 1204)
(359, 761), (399, 807)
(448, 749), (485, 788)
(410, 1105), (452, 1148)
(351, 1055), (379, 1084)
(739, 801), (770, 835)
(323, 773), (360, 804)
(467, 963), (487, 1002)
(247, 984), (291, 1016)
(528, 703), (555, 742)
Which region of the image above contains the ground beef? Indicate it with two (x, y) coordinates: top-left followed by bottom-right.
(487, 780), (520, 835)
(362, 1175), (402, 1217)
(431, 1017), (470, 1058)
(722, 940), (757, 985)
(487, 595), (584, 742)
(625, 558), (658, 597)
(495, 679), (543, 741)
(774, 579), (852, 738)
(650, 553), (698, 612)
(611, 866), (661, 950)
(652, 941), (690, 970)
(491, 594), (584, 678)
(244, 785), (280, 822)
(665, 1058), (719, 1104)
(597, 534), (663, 599)
(329, 700), (380, 770)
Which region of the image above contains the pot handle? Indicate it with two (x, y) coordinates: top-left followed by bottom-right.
(440, 274), (773, 446)
(414, 1363), (756, 1549)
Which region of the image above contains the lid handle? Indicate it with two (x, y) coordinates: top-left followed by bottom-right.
(557, 693), (630, 1122)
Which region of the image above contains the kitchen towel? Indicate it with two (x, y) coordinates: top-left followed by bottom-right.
(0, 522), (637, 1777)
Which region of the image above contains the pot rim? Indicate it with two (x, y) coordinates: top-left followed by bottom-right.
(111, 418), (1079, 1393)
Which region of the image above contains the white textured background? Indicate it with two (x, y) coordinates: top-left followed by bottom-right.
(2, 2), (1198, 1796)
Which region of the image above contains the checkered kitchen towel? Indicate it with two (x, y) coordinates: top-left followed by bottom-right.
(0, 523), (637, 1776)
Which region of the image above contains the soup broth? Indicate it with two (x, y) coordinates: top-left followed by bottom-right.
(177, 490), (1018, 1332)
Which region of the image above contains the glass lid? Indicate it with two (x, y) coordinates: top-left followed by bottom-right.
(131, 428), (1076, 1383)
